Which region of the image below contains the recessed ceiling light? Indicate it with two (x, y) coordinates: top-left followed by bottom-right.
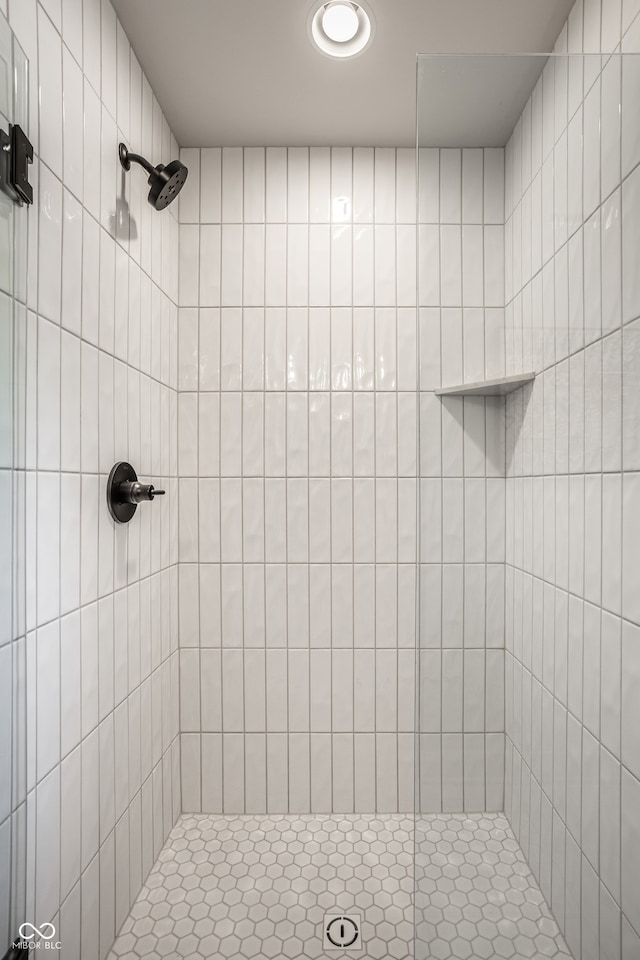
(309, 1), (374, 60)
(322, 3), (359, 42)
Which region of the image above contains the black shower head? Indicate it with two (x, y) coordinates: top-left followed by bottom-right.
(119, 143), (188, 211)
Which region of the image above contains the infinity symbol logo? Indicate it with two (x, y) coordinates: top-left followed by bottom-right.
(18, 922), (56, 940)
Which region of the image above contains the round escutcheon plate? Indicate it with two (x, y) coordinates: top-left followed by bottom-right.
(107, 461), (138, 524)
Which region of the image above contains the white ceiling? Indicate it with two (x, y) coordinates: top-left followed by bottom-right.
(417, 55), (550, 147)
(111, 0), (575, 148)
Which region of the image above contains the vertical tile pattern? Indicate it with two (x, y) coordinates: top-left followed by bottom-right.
(418, 148), (507, 814)
(178, 148), (420, 815)
(504, 5), (640, 956)
(6, 0), (181, 956)
(1, 9), (30, 948)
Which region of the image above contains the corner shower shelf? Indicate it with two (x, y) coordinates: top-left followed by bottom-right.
(434, 372), (536, 398)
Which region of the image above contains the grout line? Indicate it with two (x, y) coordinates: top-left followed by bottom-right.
(350, 150), (356, 816)
(213, 154), (223, 815)
(307, 149), (313, 816)
(261, 148), (268, 816)
(195, 146), (203, 815)
(437, 147), (444, 815)
(240, 149), (247, 817)
(393, 148), (400, 816)
(283, 148), (290, 817)
(372, 148), (378, 815)
(328, 147), (334, 816)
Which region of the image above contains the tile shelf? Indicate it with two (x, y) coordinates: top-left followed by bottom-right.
(434, 372), (536, 398)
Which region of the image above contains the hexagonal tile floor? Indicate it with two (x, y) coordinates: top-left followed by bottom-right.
(416, 815), (573, 960)
(108, 814), (414, 959)
(108, 813), (572, 960)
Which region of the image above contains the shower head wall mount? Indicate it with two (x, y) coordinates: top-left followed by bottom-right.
(118, 142), (188, 211)
(107, 461), (165, 524)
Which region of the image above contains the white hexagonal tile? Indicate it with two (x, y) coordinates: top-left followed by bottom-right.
(110, 811), (571, 960)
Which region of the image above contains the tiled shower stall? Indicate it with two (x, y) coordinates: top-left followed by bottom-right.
(1, 0), (639, 957)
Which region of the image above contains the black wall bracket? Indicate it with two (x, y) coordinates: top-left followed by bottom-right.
(0, 124), (34, 205)
(107, 462), (165, 524)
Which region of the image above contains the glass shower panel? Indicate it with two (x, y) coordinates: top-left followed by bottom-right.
(416, 50), (636, 960)
(0, 8), (29, 954)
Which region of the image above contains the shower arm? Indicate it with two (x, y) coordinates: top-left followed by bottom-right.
(119, 143), (156, 177)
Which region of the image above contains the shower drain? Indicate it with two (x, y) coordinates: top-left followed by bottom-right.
(323, 914), (362, 951)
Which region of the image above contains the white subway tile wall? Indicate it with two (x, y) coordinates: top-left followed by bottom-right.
(504, 1), (640, 957)
(178, 146), (419, 815)
(418, 147), (507, 814)
(5, 0), (180, 957)
(177, 145), (506, 816)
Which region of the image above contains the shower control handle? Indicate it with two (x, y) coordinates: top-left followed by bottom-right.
(107, 461), (165, 524)
(118, 480), (165, 504)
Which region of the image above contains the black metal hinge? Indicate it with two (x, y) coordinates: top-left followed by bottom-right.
(0, 124), (34, 206)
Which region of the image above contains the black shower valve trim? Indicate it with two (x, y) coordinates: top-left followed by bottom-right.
(107, 462), (165, 524)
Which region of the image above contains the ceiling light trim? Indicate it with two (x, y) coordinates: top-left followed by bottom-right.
(308, 0), (375, 60)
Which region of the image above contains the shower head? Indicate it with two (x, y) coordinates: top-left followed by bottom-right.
(118, 143), (188, 211)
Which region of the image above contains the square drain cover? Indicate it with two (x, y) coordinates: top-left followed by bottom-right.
(323, 914), (361, 951)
